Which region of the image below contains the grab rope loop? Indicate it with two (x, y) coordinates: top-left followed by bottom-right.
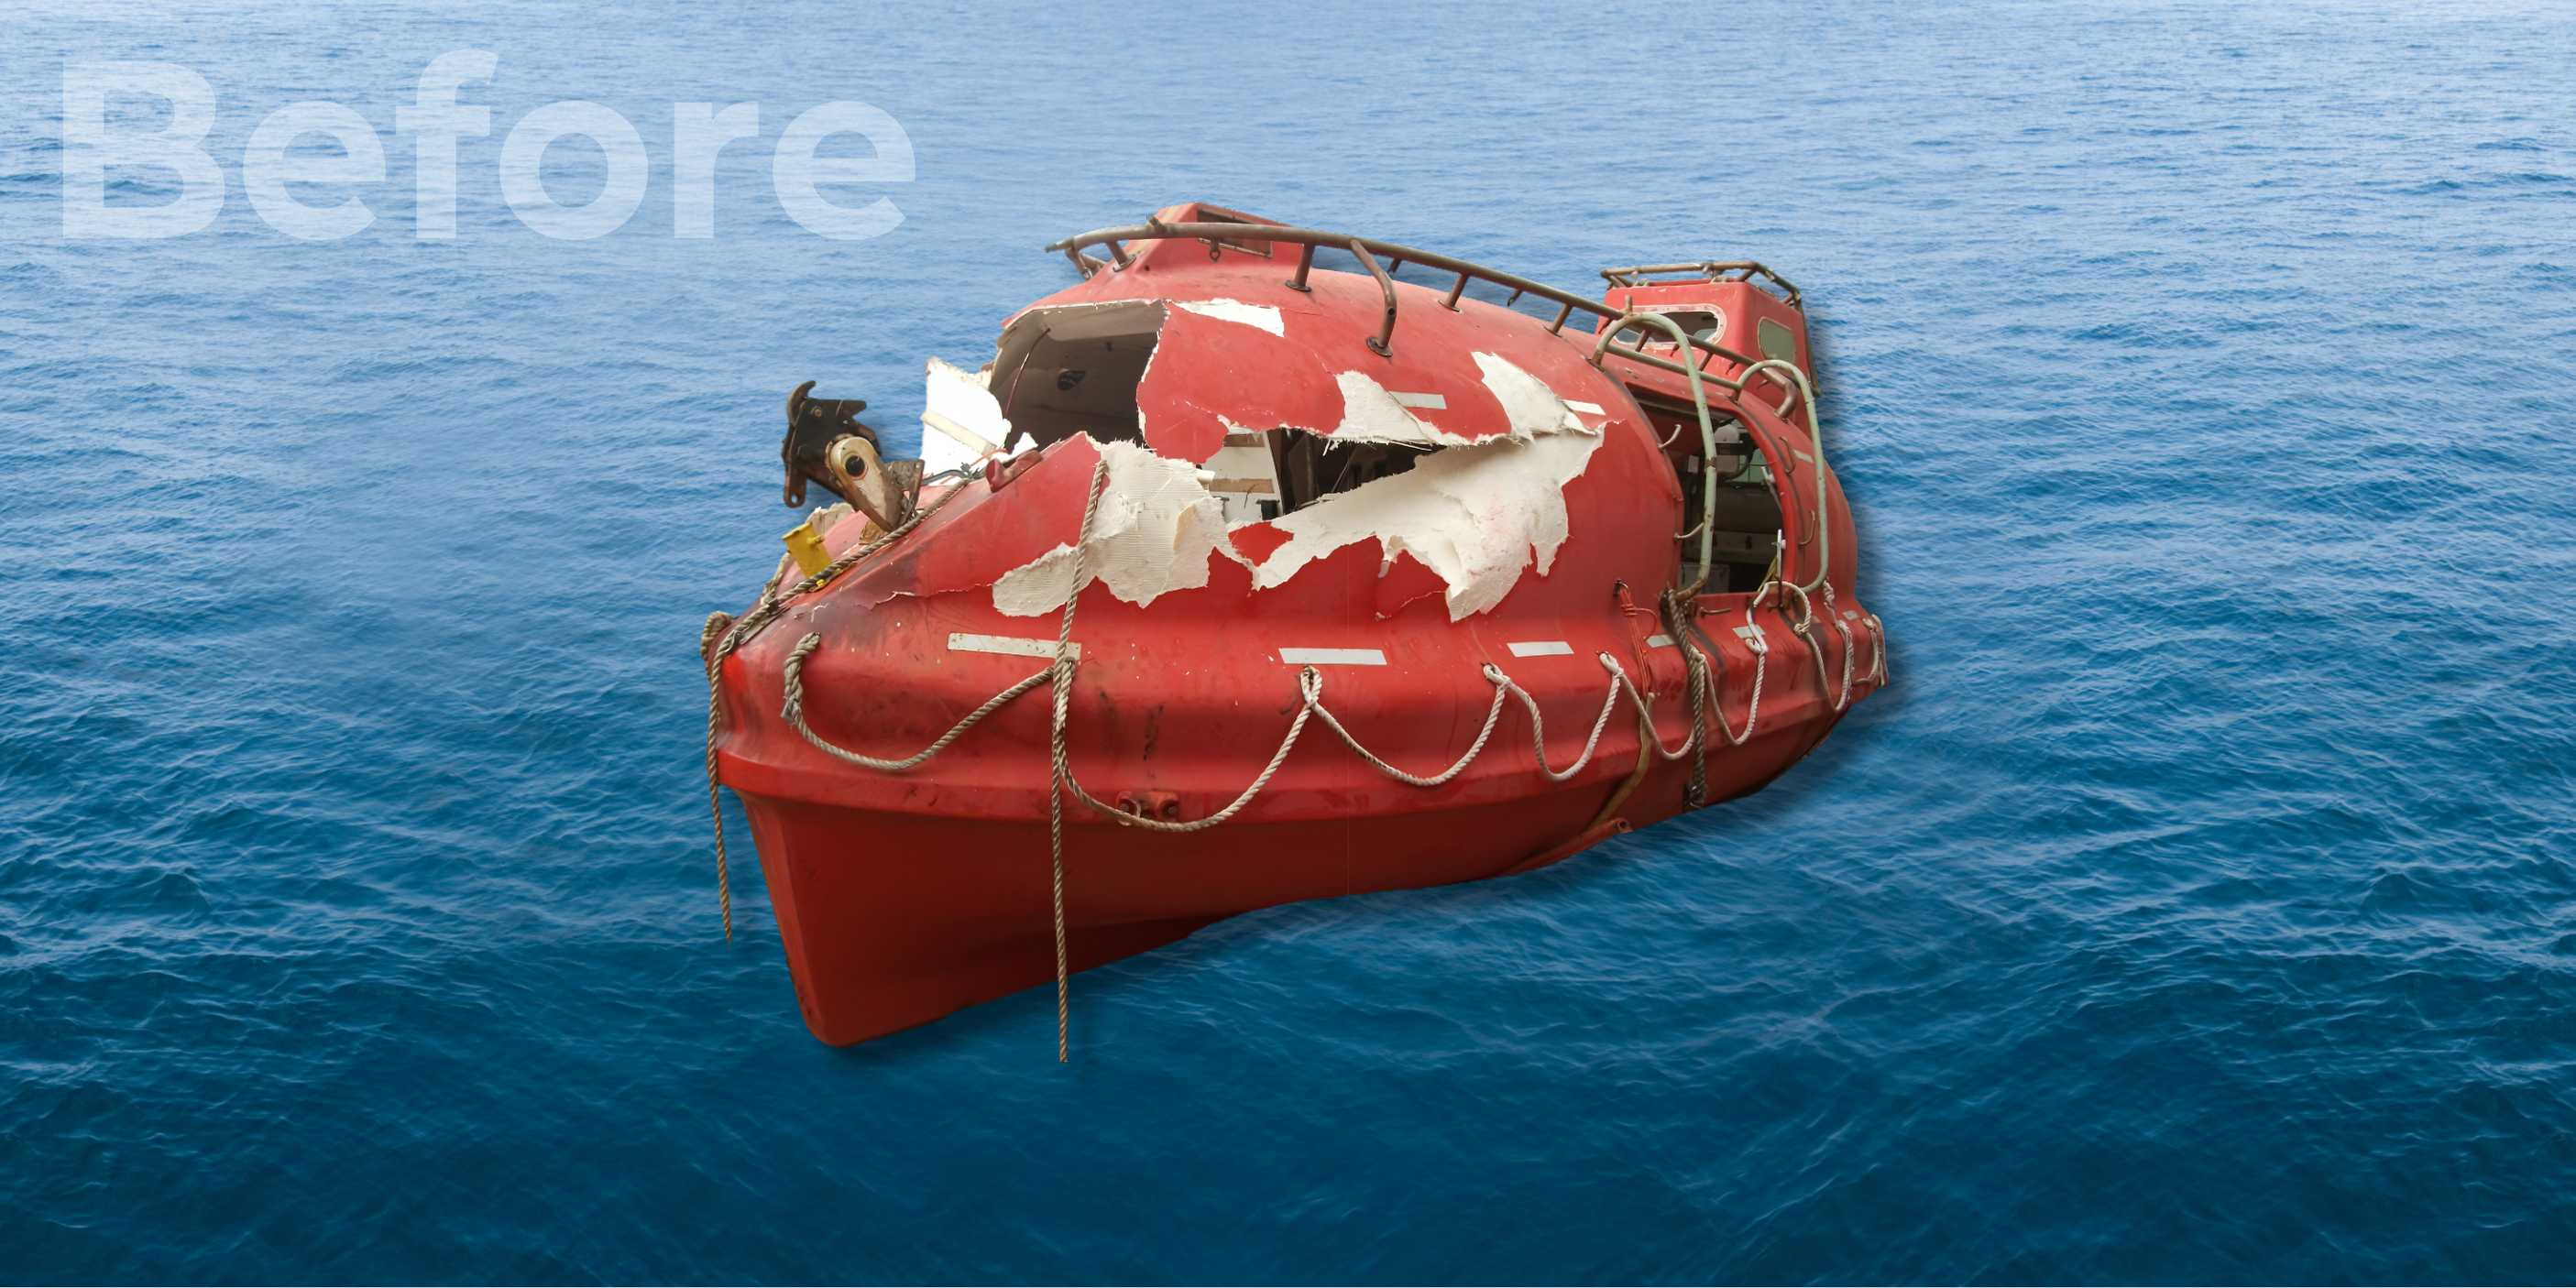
(1675, 595), (1769, 756)
(1605, 656), (1703, 763)
(1777, 579), (1857, 715)
(1304, 666), (1513, 788)
(1818, 580), (1858, 712)
(1485, 657), (1625, 782)
(783, 634), (1049, 771)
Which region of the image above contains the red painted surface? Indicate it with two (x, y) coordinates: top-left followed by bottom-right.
(715, 203), (1885, 1045)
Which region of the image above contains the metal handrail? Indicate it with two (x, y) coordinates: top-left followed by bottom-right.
(1732, 359), (1828, 594)
(1042, 222), (1766, 378)
(1348, 239), (1398, 357)
(1600, 261), (1802, 309)
(1595, 311), (1721, 596)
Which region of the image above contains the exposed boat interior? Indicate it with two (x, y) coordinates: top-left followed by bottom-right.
(973, 229), (1810, 588)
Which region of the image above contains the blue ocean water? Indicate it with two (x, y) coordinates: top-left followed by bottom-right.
(5, 0), (2575, 1281)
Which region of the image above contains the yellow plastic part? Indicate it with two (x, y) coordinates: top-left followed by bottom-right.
(782, 520), (832, 576)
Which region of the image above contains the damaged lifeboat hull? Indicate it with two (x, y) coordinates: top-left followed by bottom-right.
(708, 206), (1883, 1046)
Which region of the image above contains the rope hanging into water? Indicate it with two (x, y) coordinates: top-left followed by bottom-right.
(700, 485), (971, 942)
(1045, 461), (1116, 1060)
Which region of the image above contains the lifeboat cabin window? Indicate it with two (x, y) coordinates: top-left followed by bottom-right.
(1758, 317), (1798, 364)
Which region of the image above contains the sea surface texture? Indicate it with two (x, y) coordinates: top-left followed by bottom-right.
(5, 1), (2573, 1282)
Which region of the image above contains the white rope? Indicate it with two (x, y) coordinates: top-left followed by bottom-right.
(1307, 670), (1513, 788)
(1683, 598), (1769, 749)
(1604, 653), (1702, 762)
(782, 633), (1048, 771)
(1818, 581), (1858, 712)
(1489, 656), (1626, 783)
(1776, 580), (1856, 715)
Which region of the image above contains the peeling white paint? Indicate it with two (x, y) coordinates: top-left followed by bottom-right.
(922, 358), (1009, 473)
(806, 502), (856, 538)
(982, 352), (1605, 622)
(1471, 352), (1589, 438)
(1251, 425), (1602, 620)
(1174, 299), (1285, 335)
(1331, 371), (1451, 445)
(992, 441), (1233, 617)
(1330, 354), (1587, 449)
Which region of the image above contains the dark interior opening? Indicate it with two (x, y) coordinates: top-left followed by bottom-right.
(988, 301), (1436, 524)
(1269, 431), (1432, 515)
(1628, 387), (1781, 593)
(994, 304), (1166, 450)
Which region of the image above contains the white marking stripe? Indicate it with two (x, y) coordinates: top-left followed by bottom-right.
(1391, 392), (1447, 409)
(1734, 626), (1765, 641)
(1646, 634), (1675, 648)
(950, 633), (1078, 660)
(1563, 400), (1605, 415)
(1174, 300), (1286, 334)
(1279, 648), (1386, 665)
(1507, 640), (1573, 657)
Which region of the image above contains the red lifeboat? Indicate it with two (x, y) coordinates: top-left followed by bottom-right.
(702, 204), (1886, 1048)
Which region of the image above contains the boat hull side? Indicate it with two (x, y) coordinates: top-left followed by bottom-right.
(742, 780), (1625, 1045)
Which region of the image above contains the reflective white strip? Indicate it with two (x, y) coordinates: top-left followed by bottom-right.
(1563, 400), (1605, 415)
(1507, 640), (1573, 657)
(1278, 648), (1386, 665)
(950, 633), (1078, 660)
(1646, 634), (1675, 648)
(1734, 626), (1765, 642)
(1843, 609), (1859, 620)
(1391, 392), (1447, 409)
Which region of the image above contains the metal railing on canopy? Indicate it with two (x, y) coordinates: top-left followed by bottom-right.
(1043, 220), (1783, 387)
(1600, 261), (1801, 309)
